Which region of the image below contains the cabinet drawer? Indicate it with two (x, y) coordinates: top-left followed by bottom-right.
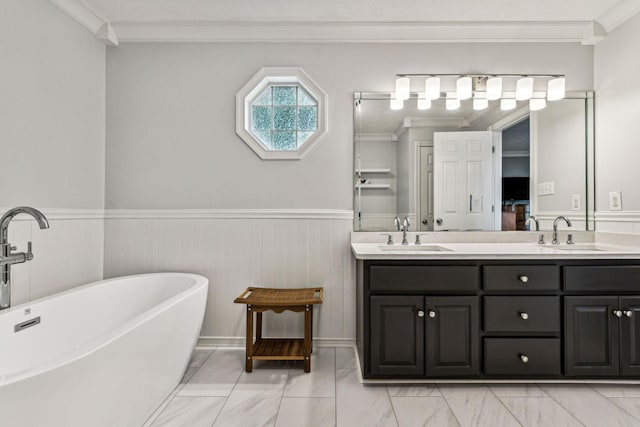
(565, 266), (640, 292)
(369, 266), (478, 292)
(484, 297), (560, 334)
(484, 338), (561, 376)
(483, 266), (560, 291)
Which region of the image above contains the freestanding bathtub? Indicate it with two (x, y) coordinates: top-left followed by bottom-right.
(0, 272), (208, 427)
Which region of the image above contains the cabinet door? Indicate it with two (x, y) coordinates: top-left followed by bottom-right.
(620, 296), (640, 376)
(565, 296), (619, 376)
(425, 296), (479, 376)
(370, 296), (424, 376)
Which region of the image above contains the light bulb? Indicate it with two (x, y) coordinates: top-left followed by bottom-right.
(425, 77), (440, 100)
(530, 98), (546, 111)
(446, 92), (460, 110)
(395, 77), (410, 101)
(417, 94), (431, 110)
(516, 77), (534, 101)
(473, 97), (488, 110)
(390, 97), (403, 110)
(547, 77), (566, 101)
(486, 77), (502, 100)
(501, 98), (516, 110)
(456, 76), (472, 100)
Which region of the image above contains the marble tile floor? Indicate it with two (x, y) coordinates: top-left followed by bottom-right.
(143, 347), (640, 427)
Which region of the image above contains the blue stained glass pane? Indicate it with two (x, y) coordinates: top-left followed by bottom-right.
(298, 88), (316, 106)
(254, 88), (272, 106)
(273, 86), (296, 105)
(273, 131), (296, 150)
(298, 131), (313, 144)
(253, 130), (272, 148)
(273, 107), (296, 130)
(297, 106), (317, 131)
(251, 106), (272, 131)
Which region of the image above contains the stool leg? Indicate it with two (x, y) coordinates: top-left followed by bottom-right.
(304, 305), (311, 372)
(256, 312), (263, 341)
(310, 307), (314, 354)
(246, 305), (253, 372)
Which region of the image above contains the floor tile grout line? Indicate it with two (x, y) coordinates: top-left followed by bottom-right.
(487, 384), (525, 427)
(537, 384), (589, 427)
(208, 350), (245, 427)
(386, 381), (401, 427)
(589, 384), (640, 423)
(334, 347), (338, 427)
(436, 384), (464, 427)
(272, 365), (292, 427)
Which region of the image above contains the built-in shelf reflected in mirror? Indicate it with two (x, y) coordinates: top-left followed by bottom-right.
(354, 91), (594, 232)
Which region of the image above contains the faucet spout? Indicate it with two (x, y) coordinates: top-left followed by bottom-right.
(1, 206), (49, 244)
(525, 215), (539, 232)
(552, 216), (572, 245)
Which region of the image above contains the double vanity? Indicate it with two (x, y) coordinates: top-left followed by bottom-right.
(352, 235), (640, 381)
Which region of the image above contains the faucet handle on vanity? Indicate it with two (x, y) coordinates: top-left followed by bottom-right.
(415, 234), (428, 245)
(380, 234), (394, 245)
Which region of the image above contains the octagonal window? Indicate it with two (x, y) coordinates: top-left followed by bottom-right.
(236, 68), (328, 160)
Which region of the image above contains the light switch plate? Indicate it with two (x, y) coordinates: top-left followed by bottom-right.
(609, 191), (622, 210)
(537, 181), (555, 196)
(571, 194), (581, 210)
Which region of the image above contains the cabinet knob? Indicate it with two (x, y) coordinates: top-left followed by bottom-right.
(614, 310), (623, 318)
(520, 354), (529, 363)
(518, 275), (529, 283)
(520, 312), (529, 320)
(428, 310), (436, 318)
(625, 310), (633, 318)
(417, 310), (425, 318)
(422, 219), (428, 225)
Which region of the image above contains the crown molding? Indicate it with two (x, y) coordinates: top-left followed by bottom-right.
(49, 0), (118, 45)
(596, 0), (640, 32)
(109, 21), (592, 44)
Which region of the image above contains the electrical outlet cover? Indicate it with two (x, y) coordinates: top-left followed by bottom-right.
(571, 194), (581, 210)
(609, 191), (622, 210)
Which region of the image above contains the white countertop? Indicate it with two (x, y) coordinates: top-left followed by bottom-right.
(351, 242), (640, 260)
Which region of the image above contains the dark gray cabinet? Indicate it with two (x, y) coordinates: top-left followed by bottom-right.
(566, 296), (640, 377)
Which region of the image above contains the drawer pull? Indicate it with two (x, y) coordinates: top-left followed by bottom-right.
(520, 354), (529, 363)
(518, 275), (529, 283)
(519, 312), (529, 320)
(614, 310), (623, 318)
(625, 310), (633, 318)
(417, 310), (425, 318)
(428, 310), (436, 318)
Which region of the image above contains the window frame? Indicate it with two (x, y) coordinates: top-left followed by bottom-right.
(236, 67), (328, 160)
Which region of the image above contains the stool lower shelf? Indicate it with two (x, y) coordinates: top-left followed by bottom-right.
(252, 338), (305, 361)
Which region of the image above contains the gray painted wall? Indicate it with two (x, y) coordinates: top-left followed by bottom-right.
(0, 0), (105, 209)
(105, 43), (593, 210)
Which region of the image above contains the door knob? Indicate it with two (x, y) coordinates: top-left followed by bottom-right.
(422, 219), (428, 224)
(417, 310), (425, 318)
(519, 312), (529, 320)
(520, 354), (529, 363)
(625, 310), (633, 318)
(428, 310), (436, 318)
(518, 275), (529, 283)
(436, 218), (443, 225)
(614, 310), (623, 318)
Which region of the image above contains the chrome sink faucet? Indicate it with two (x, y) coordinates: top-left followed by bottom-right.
(1, 207), (49, 310)
(526, 215), (539, 231)
(401, 216), (411, 245)
(552, 216), (572, 245)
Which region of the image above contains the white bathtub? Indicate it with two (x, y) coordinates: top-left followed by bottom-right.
(0, 272), (208, 427)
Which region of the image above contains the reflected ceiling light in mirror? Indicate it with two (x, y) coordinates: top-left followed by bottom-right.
(486, 77), (502, 100)
(473, 95), (488, 111)
(547, 77), (566, 101)
(446, 92), (460, 110)
(395, 77), (410, 101)
(390, 96), (403, 110)
(456, 76), (472, 100)
(530, 98), (546, 111)
(425, 77), (440, 100)
(515, 77), (534, 100)
(501, 98), (517, 110)
(417, 93), (432, 110)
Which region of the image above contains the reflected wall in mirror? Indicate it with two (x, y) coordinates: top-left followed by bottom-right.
(354, 91), (594, 232)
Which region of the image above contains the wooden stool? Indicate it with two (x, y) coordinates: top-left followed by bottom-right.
(234, 287), (323, 372)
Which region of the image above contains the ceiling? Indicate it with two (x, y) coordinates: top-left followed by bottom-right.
(50, 0), (640, 44)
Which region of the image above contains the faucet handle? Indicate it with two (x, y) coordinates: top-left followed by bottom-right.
(567, 234), (574, 245)
(380, 234), (394, 245)
(10, 245), (17, 251)
(25, 241), (34, 261)
(538, 234), (545, 245)
(415, 234), (428, 245)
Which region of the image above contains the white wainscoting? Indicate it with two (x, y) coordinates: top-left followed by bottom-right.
(103, 209), (355, 346)
(1, 208), (104, 307)
(595, 211), (640, 234)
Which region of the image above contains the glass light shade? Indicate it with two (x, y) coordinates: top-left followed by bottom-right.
(473, 97), (488, 110)
(417, 95), (431, 110)
(446, 93), (460, 110)
(456, 76), (472, 100)
(425, 77), (440, 100)
(530, 98), (546, 111)
(547, 77), (566, 101)
(395, 77), (410, 101)
(501, 98), (517, 110)
(516, 77), (534, 101)
(486, 77), (502, 100)
(390, 97), (404, 110)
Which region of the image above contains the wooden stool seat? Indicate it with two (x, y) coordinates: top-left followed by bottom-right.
(234, 287), (323, 372)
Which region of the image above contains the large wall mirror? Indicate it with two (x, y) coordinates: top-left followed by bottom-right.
(354, 91), (594, 232)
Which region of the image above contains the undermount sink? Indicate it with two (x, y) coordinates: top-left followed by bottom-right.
(543, 244), (610, 252)
(378, 245), (452, 252)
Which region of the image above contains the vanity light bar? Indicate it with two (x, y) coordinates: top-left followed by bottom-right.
(391, 73), (565, 111)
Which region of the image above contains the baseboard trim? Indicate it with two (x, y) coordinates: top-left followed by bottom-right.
(197, 336), (356, 348)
